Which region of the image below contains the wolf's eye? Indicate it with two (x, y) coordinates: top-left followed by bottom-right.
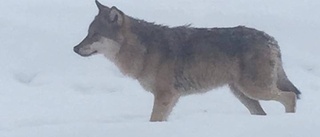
(92, 33), (97, 37)
(90, 33), (101, 41)
(89, 32), (98, 38)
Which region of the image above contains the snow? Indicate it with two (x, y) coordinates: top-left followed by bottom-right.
(0, 0), (319, 136)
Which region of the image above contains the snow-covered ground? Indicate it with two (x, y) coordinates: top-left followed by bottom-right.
(0, 0), (319, 136)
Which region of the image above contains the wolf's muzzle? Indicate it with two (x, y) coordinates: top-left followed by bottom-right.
(73, 46), (80, 53)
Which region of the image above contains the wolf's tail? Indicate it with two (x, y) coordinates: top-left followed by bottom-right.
(277, 64), (301, 99)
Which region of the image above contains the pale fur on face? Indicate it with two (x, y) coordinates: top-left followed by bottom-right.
(80, 37), (121, 61)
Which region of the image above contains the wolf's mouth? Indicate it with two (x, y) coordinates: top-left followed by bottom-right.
(78, 50), (98, 57)
(90, 50), (98, 55)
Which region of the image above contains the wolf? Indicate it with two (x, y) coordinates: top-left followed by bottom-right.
(74, 0), (301, 122)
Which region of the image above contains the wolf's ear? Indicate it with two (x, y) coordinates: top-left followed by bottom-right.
(109, 6), (124, 26)
(96, 0), (109, 11)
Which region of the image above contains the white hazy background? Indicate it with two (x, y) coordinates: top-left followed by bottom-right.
(0, 0), (319, 136)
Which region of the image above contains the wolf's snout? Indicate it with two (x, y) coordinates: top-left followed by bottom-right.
(73, 45), (97, 57)
(73, 46), (80, 53)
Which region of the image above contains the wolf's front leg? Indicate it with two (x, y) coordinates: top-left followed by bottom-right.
(150, 91), (180, 122)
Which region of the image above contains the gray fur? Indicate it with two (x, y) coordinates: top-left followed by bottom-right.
(74, 0), (300, 121)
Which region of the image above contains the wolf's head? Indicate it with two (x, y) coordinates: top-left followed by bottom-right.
(74, 0), (125, 60)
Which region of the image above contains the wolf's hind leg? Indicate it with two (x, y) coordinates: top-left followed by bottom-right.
(239, 84), (296, 113)
(150, 91), (180, 122)
(229, 84), (266, 115)
(273, 90), (297, 113)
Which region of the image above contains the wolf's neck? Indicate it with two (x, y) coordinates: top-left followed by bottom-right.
(113, 17), (152, 79)
(128, 17), (171, 44)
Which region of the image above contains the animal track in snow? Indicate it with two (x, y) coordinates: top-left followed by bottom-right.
(14, 72), (38, 85)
